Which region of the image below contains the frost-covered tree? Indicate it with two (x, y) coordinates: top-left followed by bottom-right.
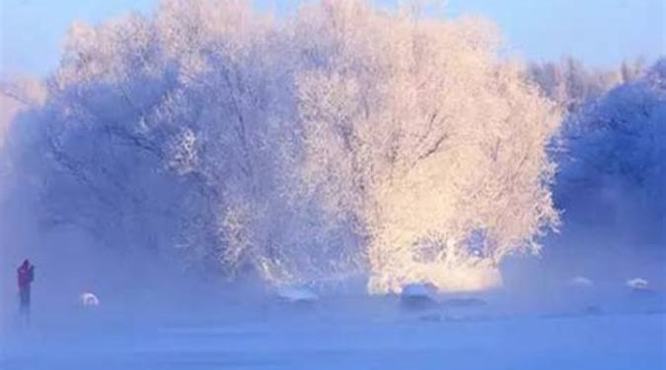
(2, 0), (562, 293)
(294, 1), (561, 293)
(2, 0), (359, 284)
(556, 59), (666, 243)
(528, 57), (646, 114)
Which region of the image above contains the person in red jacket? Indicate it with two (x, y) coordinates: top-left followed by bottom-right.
(17, 259), (35, 316)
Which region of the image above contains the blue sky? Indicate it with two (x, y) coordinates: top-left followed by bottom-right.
(1, 0), (664, 76)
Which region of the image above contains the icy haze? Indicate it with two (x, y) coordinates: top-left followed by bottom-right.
(0, 1), (664, 369)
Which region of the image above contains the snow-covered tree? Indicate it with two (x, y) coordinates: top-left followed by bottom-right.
(1, 0), (563, 293)
(556, 58), (666, 243)
(294, 1), (561, 293)
(2, 0), (360, 285)
(528, 57), (648, 117)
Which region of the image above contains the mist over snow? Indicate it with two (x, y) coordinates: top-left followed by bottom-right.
(0, 1), (664, 369)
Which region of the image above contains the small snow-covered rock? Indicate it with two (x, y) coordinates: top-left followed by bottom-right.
(275, 286), (319, 303)
(626, 278), (649, 290)
(80, 292), (100, 307)
(401, 283), (438, 298)
(400, 283), (438, 309)
(569, 276), (594, 288)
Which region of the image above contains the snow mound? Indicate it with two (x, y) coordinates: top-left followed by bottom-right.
(275, 286), (319, 303)
(401, 283), (438, 298)
(400, 283), (438, 309)
(626, 278), (649, 290)
(80, 292), (100, 307)
(569, 276), (594, 288)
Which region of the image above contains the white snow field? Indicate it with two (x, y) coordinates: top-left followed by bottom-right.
(2, 288), (664, 370)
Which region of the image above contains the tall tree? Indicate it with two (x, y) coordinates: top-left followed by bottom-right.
(294, 1), (560, 293)
(1, 0), (562, 293)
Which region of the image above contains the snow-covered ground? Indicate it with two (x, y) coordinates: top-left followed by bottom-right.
(2, 289), (664, 370)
